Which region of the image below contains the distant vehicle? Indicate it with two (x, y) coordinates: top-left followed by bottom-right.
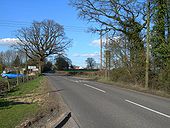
(1, 72), (25, 79)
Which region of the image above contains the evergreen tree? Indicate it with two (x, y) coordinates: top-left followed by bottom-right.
(55, 55), (71, 70)
(150, 0), (170, 90)
(12, 55), (21, 67)
(0, 64), (3, 73)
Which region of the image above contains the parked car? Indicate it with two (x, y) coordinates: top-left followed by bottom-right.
(1, 72), (25, 79)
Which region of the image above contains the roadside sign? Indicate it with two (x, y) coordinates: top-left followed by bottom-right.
(28, 66), (36, 69)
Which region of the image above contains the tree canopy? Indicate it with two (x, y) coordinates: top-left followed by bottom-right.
(12, 55), (21, 67)
(70, 0), (146, 34)
(85, 57), (96, 69)
(14, 19), (71, 73)
(70, 0), (170, 92)
(55, 55), (72, 70)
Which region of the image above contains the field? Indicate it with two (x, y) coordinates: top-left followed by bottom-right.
(0, 77), (43, 128)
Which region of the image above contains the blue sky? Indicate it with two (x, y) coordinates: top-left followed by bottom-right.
(0, 0), (100, 67)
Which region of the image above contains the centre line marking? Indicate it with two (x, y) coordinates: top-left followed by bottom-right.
(83, 84), (106, 93)
(125, 99), (170, 118)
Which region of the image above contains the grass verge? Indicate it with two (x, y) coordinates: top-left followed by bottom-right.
(0, 76), (43, 128)
(97, 77), (170, 98)
(7, 77), (42, 97)
(74, 74), (170, 98)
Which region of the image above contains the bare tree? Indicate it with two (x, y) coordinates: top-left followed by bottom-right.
(70, 0), (146, 33)
(0, 50), (17, 66)
(86, 57), (96, 69)
(14, 19), (71, 73)
(108, 35), (130, 68)
(0, 52), (4, 65)
(4, 50), (16, 66)
(70, 0), (148, 83)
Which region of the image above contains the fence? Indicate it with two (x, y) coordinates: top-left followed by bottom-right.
(0, 75), (38, 96)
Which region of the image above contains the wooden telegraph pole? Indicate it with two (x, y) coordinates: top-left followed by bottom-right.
(145, 0), (151, 89)
(105, 33), (111, 80)
(100, 31), (103, 70)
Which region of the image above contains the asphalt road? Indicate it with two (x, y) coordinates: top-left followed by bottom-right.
(46, 74), (170, 128)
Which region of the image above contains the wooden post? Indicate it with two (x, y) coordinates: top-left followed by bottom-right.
(105, 33), (111, 80)
(17, 68), (19, 86)
(100, 31), (103, 70)
(145, 0), (151, 89)
(7, 79), (10, 91)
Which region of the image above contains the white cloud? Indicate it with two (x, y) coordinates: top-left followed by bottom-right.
(90, 36), (121, 47)
(90, 38), (106, 47)
(73, 52), (100, 58)
(0, 38), (19, 45)
(90, 39), (100, 46)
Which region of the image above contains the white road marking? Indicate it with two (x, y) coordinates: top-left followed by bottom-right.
(70, 80), (79, 83)
(83, 84), (106, 93)
(66, 79), (77, 83)
(125, 99), (170, 118)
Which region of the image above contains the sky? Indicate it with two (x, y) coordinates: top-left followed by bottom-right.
(0, 0), (101, 67)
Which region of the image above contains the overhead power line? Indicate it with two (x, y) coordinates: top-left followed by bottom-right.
(0, 20), (88, 32)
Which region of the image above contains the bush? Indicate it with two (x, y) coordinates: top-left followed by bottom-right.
(110, 68), (133, 82)
(0, 64), (2, 74)
(0, 80), (8, 93)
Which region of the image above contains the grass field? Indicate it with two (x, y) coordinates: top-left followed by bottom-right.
(7, 77), (41, 97)
(0, 76), (43, 128)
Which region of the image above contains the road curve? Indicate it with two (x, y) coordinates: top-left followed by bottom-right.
(46, 74), (170, 128)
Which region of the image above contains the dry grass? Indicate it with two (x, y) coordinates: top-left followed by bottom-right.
(73, 73), (170, 98)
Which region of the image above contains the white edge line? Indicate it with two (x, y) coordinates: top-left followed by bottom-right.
(125, 99), (170, 118)
(84, 84), (106, 93)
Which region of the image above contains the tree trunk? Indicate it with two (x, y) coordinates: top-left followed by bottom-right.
(38, 63), (42, 74)
(167, 0), (170, 43)
(38, 58), (45, 74)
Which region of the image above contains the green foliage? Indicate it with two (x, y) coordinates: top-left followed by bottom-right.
(70, 0), (170, 93)
(0, 103), (38, 128)
(55, 55), (71, 70)
(154, 43), (170, 59)
(0, 77), (43, 128)
(85, 58), (96, 69)
(149, 0), (170, 91)
(109, 67), (145, 85)
(0, 64), (2, 73)
(12, 55), (21, 67)
(110, 68), (132, 82)
(43, 61), (53, 72)
(7, 77), (42, 97)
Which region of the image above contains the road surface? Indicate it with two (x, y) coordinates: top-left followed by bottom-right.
(47, 74), (170, 128)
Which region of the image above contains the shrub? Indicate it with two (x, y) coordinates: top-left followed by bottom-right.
(0, 64), (2, 74)
(110, 68), (132, 82)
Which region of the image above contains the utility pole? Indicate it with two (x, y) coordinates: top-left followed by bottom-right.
(105, 33), (108, 79)
(145, 0), (151, 89)
(25, 48), (29, 80)
(100, 31), (103, 70)
(105, 33), (111, 80)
